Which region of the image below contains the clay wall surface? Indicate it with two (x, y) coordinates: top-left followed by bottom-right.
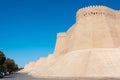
(54, 32), (67, 56)
(21, 6), (120, 78)
(54, 6), (120, 53)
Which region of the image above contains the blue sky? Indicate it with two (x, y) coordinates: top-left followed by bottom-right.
(0, 0), (120, 67)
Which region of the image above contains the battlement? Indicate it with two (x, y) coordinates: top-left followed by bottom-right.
(57, 32), (67, 38)
(76, 5), (119, 21)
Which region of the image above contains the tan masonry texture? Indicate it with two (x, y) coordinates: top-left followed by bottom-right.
(20, 6), (120, 78)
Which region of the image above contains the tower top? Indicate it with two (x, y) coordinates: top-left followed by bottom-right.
(76, 5), (120, 21)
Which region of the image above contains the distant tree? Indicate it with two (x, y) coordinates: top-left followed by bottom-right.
(14, 64), (18, 71)
(0, 64), (7, 72)
(0, 51), (19, 72)
(4, 58), (17, 72)
(0, 51), (6, 65)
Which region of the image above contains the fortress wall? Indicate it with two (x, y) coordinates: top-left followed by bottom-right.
(31, 49), (120, 77)
(22, 62), (36, 73)
(116, 11), (120, 18)
(22, 6), (120, 78)
(67, 9), (116, 51)
(67, 24), (76, 34)
(54, 32), (67, 56)
(35, 57), (46, 66)
(28, 55), (55, 75)
(67, 19), (93, 51)
(105, 11), (120, 48)
(66, 24), (76, 52)
(115, 12), (120, 47)
(55, 6), (120, 53)
(53, 6), (120, 54)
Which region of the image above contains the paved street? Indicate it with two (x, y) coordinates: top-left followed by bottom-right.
(1, 73), (120, 80)
(0, 73), (40, 80)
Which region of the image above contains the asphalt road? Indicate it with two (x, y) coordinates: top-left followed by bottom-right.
(1, 73), (120, 80)
(0, 73), (40, 80)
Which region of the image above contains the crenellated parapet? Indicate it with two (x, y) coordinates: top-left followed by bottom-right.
(76, 5), (118, 21)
